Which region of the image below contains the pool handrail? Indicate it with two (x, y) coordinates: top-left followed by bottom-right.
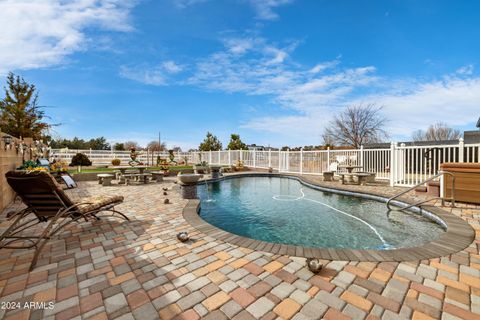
(386, 171), (455, 211)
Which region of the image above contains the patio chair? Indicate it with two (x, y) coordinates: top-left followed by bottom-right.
(323, 162), (338, 181)
(0, 170), (129, 271)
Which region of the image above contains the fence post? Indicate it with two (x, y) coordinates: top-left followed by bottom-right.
(228, 149), (231, 165)
(389, 142), (396, 187)
(458, 138), (464, 162)
(268, 149), (271, 168)
(360, 145), (364, 168)
(327, 146), (331, 170)
(253, 148), (256, 168)
(300, 148), (303, 174)
(287, 148), (290, 172)
(240, 149), (243, 163)
(278, 149), (281, 171)
(209, 150), (212, 164)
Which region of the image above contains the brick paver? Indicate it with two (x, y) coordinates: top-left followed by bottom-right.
(0, 175), (479, 319)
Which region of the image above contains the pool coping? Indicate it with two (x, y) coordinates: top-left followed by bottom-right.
(182, 172), (475, 261)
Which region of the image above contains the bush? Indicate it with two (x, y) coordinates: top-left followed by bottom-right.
(69, 153), (92, 166)
(17, 160), (38, 170)
(111, 159), (121, 166)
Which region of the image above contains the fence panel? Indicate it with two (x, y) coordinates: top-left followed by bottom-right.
(51, 140), (479, 187)
(363, 149), (390, 180)
(254, 151), (269, 168)
(465, 144), (480, 163)
(328, 149), (361, 173)
(393, 144), (460, 186)
(302, 151), (327, 174)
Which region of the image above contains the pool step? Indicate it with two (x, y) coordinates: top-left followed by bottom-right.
(414, 181), (440, 196)
(415, 186), (428, 193)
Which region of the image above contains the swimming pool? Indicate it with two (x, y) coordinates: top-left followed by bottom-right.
(197, 176), (445, 250)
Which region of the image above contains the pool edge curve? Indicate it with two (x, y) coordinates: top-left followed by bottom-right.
(182, 172), (475, 262)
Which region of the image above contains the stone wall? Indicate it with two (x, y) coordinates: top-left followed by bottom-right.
(0, 132), (32, 213)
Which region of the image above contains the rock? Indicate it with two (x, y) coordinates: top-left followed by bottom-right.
(164, 198), (170, 204)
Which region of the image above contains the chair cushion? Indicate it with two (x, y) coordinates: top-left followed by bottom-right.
(76, 195), (124, 214)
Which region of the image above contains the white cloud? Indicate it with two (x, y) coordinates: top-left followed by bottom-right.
(162, 61), (183, 73)
(224, 38), (256, 55)
(173, 0), (293, 20)
(188, 37), (302, 94)
(172, 0), (208, 8)
(185, 35), (479, 143)
(365, 77), (480, 137)
(248, 0), (294, 20)
(0, 0), (137, 73)
(309, 60), (340, 73)
(120, 60), (184, 85)
(119, 66), (167, 86)
(456, 64), (474, 75)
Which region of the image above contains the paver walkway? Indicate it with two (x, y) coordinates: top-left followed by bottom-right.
(0, 174), (479, 320)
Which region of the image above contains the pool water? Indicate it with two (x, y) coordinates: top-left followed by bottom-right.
(197, 176), (444, 250)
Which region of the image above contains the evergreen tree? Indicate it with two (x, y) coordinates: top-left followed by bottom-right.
(88, 137), (110, 150)
(0, 72), (51, 139)
(114, 143), (125, 151)
(199, 132), (222, 151)
(227, 134), (248, 150)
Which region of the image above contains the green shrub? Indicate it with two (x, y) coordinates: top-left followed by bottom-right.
(70, 153), (92, 166)
(111, 158), (121, 166)
(17, 160), (38, 170)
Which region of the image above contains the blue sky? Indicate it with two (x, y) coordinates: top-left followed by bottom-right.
(0, 0), (479, 150)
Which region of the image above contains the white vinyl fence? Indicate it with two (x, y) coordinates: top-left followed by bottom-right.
(51, 149), (194, 167)
(51, 138), (480, 187)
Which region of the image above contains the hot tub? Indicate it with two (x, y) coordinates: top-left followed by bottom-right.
(441, 162), (480, 204)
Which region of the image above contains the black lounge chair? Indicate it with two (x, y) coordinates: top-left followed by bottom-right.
(0, 171), (128, 270)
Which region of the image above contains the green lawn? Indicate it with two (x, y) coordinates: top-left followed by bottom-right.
(68, 165), (193, 174)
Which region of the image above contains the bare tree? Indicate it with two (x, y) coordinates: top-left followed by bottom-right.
(412, 122), (462, 141)
(147, 140), (166, 151)
(321, 132), (335, 147)
(124, 141), (140, 150)
(323, 104), (388, 148)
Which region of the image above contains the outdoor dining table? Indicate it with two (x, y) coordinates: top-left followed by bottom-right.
(338, 165), (363, 173)
(112, 166), (150, 184)
(338, 165), (363, 183)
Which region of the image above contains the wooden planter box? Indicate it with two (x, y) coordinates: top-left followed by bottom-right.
(441, 162), (480, 204)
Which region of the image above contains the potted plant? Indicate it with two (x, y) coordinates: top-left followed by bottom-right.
(50, 160), (69, 181)
(234, 160), (244, 171)
(158, 158), (170, 176)
(193, 161), (208, 174)
(17, 160), (49, 174)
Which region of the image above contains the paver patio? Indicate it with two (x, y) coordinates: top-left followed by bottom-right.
(0, 174), (479, 320)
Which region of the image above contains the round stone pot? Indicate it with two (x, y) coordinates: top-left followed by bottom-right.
(209, 165), (223, 179)
(177, 173), (203, 185)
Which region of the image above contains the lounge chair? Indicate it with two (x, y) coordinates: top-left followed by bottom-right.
(0, 171), (128, 270)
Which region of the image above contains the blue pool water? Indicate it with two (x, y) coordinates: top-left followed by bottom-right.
(197, 176), (444, 250)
